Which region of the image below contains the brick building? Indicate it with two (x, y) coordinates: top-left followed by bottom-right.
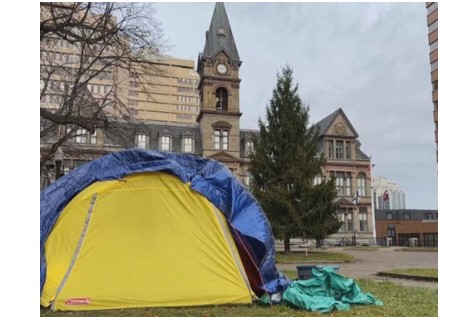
(375, 209), (438, 247)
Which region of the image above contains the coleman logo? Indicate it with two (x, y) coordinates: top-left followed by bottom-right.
(65, 297), (91, 305)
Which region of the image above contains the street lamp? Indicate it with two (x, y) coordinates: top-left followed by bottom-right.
(54, 147), (64, 180)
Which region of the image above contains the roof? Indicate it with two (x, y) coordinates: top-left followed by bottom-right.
(201, 2), (240, 62)
(375, 209), (438, 221)
(312, 108), (359, 138)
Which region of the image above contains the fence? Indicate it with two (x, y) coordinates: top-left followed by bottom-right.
(376, 237), (438, 248)
(275, 236), (438, 250)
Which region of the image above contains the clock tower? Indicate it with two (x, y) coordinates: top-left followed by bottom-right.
(197, 2), (242, 174)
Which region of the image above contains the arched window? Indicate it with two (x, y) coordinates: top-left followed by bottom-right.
(215, 87), (228, 111)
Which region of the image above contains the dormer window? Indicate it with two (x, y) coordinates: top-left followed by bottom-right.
(160, 135), (171, 151)
(217, 27), (226, 36)
(215, 87), (228, 111)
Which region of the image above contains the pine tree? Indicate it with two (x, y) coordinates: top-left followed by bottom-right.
(249, 65), (340, 252)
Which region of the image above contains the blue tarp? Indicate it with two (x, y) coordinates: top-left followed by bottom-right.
(40, 149), (287, 294)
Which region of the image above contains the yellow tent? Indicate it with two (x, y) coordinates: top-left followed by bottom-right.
(41, 172), (254, 311)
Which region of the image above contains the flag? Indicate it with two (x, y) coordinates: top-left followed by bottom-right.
(383, 190), (389, 201)
(352, 191), (360, 205)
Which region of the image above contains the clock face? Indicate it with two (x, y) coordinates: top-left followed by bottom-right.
(217, 63), (228, 74)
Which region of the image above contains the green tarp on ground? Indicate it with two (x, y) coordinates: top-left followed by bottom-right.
(264, 266), (383, 313)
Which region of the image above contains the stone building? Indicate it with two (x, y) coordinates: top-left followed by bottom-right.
(40, 3), (374, 243)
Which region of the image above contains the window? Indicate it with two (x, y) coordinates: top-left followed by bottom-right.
(313, 175), (322, 186)
(386, 212), (393, 220)
(245, 140), (254, 156)
(431, 60), (438, 72)
(337, 210), (353, 231)
(335, 141), (344, 159)
(359, 208), (368, 232)
(334, 172), (344, 196)
(215, 87), (228, 111)
(182, 137), (193, 153)
(345, 142), (351, 159)
(160, 136), (171, 151)
(404, 212), (411, 220)
(425, 213), (434, 220)
(387, 225), (395, 238)
(357, 173), (366, 196)
(429, 40), (438, 53)
(90, 130), (97, 144)
(244, 171), (251, 188)
(75, 128), (87, 144)
(333, 171), (351, 196)
(345, 174), (351, 196)
(214, 129), (228, 150)
(217, 27), (226, 36)
(327, 140), (334, 159)
(136, 134), (147, 149)
(346, 213), (353, 231)
(337, 209), (346, 232)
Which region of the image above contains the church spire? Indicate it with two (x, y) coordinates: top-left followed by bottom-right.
(201, 2), (240, 62)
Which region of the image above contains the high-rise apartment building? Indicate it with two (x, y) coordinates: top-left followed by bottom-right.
(426, 2), (438, 162)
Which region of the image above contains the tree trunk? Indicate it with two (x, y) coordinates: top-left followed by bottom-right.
(316, 238), (322, 248)
(284, 237), (291, 253)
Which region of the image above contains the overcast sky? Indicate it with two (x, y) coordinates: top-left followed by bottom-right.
(152, 2), (437, 209)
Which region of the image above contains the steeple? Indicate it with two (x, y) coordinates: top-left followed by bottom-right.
(196, 1), (242, 177)
(201, 2), (240, 62)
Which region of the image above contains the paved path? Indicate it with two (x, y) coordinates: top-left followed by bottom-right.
(276, 247), (438, 289)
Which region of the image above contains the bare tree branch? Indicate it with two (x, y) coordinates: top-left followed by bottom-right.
(40, 2), (168, 170)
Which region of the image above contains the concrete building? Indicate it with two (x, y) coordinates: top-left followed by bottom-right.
(129, 58), (200, 124)
(372, 176), (407, 210)
(426, 2), (438, 162)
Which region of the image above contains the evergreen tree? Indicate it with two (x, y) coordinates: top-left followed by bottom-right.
(300, 181), (342, 248)
(249, 65), (340, 252)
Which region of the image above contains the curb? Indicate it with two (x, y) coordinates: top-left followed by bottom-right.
(377, 272), (438, 282)
(277, 258), (358, 265)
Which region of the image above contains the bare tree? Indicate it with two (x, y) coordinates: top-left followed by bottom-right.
(40, 2), (167, 170)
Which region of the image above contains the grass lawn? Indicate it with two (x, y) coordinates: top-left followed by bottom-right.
(276, 251), (355, 263)
(382, 268), (438, 278)
(40, 275), (438, 317)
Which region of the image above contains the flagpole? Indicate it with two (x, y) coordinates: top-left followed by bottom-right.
(370, 155), (377, 245)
